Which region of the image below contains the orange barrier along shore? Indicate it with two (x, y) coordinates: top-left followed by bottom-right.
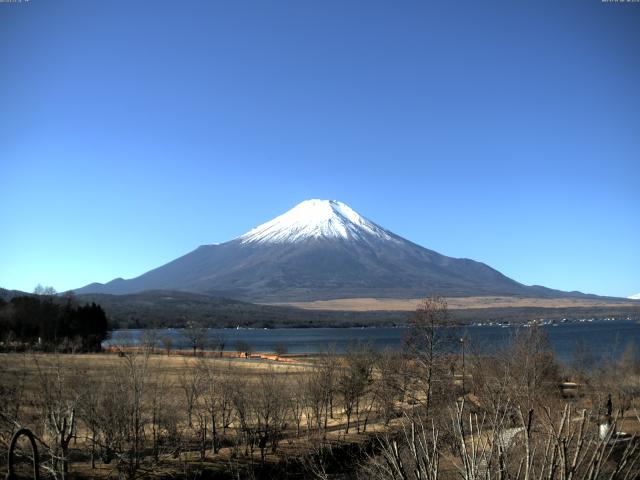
(103, 345), (302, 363)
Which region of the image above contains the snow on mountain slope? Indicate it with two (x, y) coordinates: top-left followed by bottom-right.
(629, 293), (640, 300)
(239, 199), (395, 244)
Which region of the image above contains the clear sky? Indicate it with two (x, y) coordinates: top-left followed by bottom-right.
(1, 0), (638, 298)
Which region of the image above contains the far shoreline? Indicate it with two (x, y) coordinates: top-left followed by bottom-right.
(106, 313), (640, 332)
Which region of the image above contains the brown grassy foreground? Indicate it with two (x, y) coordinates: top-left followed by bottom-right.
(1, 312), (639, 480)
(0, 348), (410, 480)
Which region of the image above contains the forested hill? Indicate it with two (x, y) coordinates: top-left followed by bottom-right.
(1, 288), (406, 329)
(73, 290), (406, 329)
(2, 288), (638, 330)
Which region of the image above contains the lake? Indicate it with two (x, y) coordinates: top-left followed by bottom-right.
(105, 319), (640, 364)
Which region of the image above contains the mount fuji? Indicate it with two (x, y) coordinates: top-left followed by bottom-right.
(75, 199), (579, 301)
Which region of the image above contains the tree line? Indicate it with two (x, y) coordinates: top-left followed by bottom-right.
(0, 287), (108, 352)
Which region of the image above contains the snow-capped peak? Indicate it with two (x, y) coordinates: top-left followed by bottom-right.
(239, 199), (394, 244)
(629, 292), (640, 300)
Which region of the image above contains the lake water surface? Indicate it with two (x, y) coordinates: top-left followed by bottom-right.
(106, 319), (640, 364)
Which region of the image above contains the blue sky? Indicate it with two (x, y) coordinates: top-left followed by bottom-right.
(1, 0), (638, 297)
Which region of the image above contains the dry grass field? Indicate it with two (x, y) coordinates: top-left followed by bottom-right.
(0, 350), (408, 479)
(2, 322), (639, 480)
(271, 295), (639, 311)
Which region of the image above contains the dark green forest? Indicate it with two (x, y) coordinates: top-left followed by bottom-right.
(0, 294), (108, 351)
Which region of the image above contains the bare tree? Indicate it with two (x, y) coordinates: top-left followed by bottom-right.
(93, 350), (151, 480)
(235, 340), (253, 358)
(304, 368), (327, 435)
(229, 374), (256, 458)
(178, 359), (205, 428)
(374, 349), (408, 425)
(34, 356), (79, 480)
(274, 343), (288, 357)
(217, 364), (236, 436)
(594, 341), (640, 420)
(506, 326), (559, 410)
(0, 358), (27, 461)
(405, 296), (453, 415)
(288, 374), (306, 438)
(34, 284), (57, 296)
(77, 377), (103, 469)
(317, 348), (339, 432)
(367, 399), (640, 480)
(148, 372), (176, 461)
(254, 367), (288, 462)
(300, 348), (339, 438)
(200, 359), (222, 454)
(363, 414), (440, 480)
(211, 333), (226, 357)
(337, 344), (374, 434)
(571, 339), (596, 382)
(161, 335), (173, 356)
(182, 322), (209, 355)
(140, 329), (160, 353)
(468, 348), (514, 420)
